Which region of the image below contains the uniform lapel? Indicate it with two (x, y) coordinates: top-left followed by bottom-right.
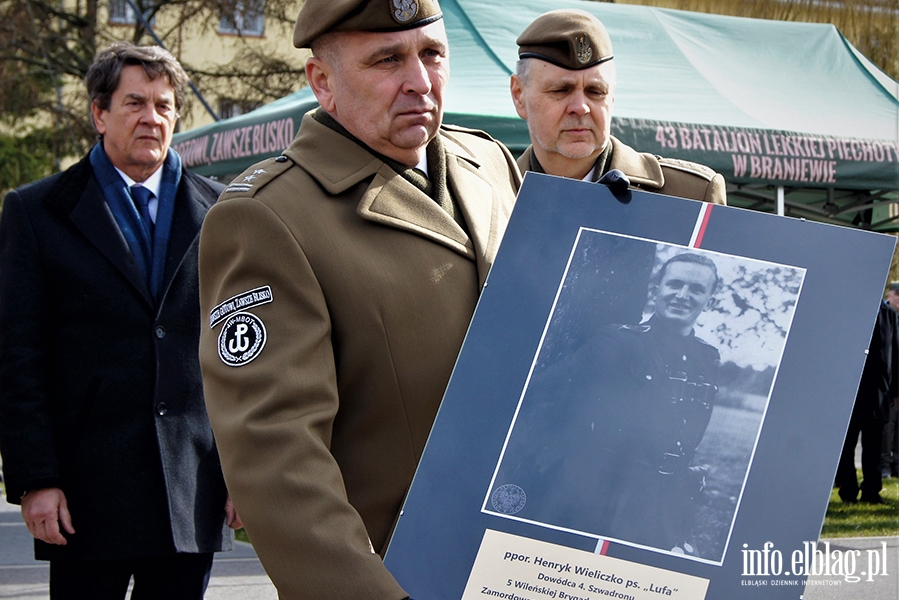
(356, 165), (474, 260)
(291, 113), (477, 261)
(608, 136), (664, 188)
(444, 136), (505, 288)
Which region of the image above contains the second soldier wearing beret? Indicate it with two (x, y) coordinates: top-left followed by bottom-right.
(512, 9), (727, 204)
(198, 0), (522, 597)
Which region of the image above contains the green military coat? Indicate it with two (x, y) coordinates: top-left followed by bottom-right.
(517, 136), (727, 205)
(199, 111), (520, 599)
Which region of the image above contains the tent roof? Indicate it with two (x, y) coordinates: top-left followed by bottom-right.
(173, 0), (899, 231)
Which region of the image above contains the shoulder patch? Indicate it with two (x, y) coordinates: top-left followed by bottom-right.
(209, 285), (274, 328)
(657, 156), (717, 181)
(218, 312), (267, 367)
(220, 156), (294, 199)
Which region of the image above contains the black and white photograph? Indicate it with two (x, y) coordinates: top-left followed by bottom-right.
(484, 228), (806, 565)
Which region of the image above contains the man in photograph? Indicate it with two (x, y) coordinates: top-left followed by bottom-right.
(510, 9), (727, 205)
(197, 0), (521, 596)
(498, 252), (721, 556)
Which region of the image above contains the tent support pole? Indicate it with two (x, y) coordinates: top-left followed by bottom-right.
(777, 186), (785, 216)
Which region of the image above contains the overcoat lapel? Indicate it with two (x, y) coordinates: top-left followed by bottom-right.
(160, 176), (207, 299)
(54, 165), (153, 306)
(45, 156), (205, 308)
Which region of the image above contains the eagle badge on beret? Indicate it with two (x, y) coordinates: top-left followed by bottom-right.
(391, 0), (418, 23)
(575, 34), (593, 65)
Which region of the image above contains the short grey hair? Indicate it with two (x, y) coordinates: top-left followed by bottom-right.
(515, 58), (533, 87)
(310, 31), (343, 65)
(85, 41), (189, 115)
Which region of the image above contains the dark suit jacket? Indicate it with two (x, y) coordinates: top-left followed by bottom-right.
(854, 301), (898, 423)
(0, 152), (232, 561)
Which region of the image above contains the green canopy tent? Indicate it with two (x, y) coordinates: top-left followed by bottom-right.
(172, 0), (899, 232)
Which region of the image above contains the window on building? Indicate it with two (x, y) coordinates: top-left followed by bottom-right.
(218, 98), (263, 120)
(219, 0), (265, 36)
(108, 0), (155, 25)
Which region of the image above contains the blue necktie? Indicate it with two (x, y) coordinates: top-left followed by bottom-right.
(130, 184), (155, 239)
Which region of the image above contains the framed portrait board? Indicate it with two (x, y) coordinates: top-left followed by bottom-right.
(383, 173), (897, 600)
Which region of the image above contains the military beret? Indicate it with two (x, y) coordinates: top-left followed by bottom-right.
(517, 9), (614, 70)
(294, 0), (444, 49)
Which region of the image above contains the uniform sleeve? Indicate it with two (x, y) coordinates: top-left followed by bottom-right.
(198, 197), (407, 600)
(0, 191), (62, 501)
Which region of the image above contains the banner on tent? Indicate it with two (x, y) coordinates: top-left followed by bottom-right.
(614, 118), (899, 189)
(173, 116), (300, 171)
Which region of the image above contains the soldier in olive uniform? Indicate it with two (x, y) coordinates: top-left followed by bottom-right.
(496, 253), (721, 557)
(511, 9), (727, 205)
(197, 0), (520, 598)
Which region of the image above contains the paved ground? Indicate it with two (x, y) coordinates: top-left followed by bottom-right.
(801, 536), (899, 600)
(1, 476), (896, 599)
(0, 495), (277, 599)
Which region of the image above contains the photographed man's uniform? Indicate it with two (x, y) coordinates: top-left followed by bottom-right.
(496, 316), (719, 556)
(199, 110), (520, 597)
(582, 317), (720, 552)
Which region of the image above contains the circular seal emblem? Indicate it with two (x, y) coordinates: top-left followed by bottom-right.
(490, 484), (526, 515)
(218, 312), (267, 367)
(391, 0), (418, 24)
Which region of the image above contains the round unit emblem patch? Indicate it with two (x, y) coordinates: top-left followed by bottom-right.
(490, 484), (526, 515)
(218, 312), (267, 367)
(391, 0), (418, 23)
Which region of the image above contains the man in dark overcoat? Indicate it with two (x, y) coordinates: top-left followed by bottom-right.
(836, 291), (898, 503)
(0, 42), (238, 598)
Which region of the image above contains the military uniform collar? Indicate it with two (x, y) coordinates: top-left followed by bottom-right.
(284, 110), (494, 267)
(284, 110), (486, 193)
(607, 136), (664, 189)
(517, 137), (666, 190)
(283, 111), (384, 195)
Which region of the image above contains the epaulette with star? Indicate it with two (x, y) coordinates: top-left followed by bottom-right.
(220, 155), (295, 199)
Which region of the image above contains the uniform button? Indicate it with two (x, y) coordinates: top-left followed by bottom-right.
(275, 155), (288, 162)
(155, 326), (166, 339)
(157, 402), (168, 416)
